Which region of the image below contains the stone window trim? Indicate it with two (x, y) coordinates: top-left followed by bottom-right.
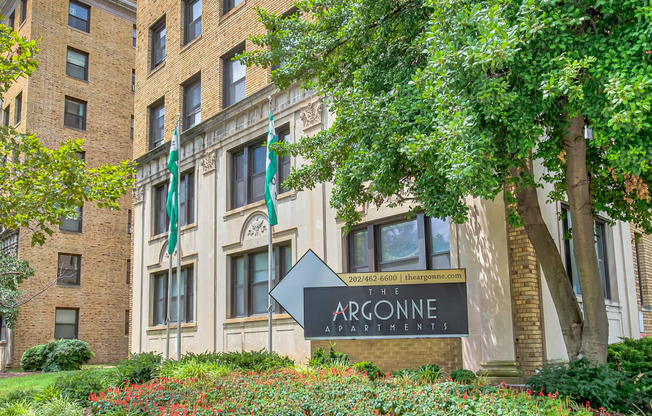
(150, 16), (166, 71)
(560, 205), (613, 300)
(57, 253), (82, 286)
(54, 307), (79, 339)
(66, 47), (89, 81)
(150, 264), (195, 327)
(63, 96), (87, 131)
(68, 0), (90, 33)
(229, 127), (291, 210)
(347, 214), (452, 273)
(184, 0), (202, 45)
(222, 43), (246, 108)
(182, 73), (201, 131)
(148, 97), (165, 150)
(229, 244), (292, 318)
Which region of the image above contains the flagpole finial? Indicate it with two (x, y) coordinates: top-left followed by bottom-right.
(268, 95), (272, 106)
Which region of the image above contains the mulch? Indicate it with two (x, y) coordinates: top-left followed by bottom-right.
(0, 371), (39, 378)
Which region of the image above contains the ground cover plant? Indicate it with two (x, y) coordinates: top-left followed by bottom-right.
(89, 367), (592, 416)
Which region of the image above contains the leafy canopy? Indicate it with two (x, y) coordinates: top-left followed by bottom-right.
(0, 21), (135, 245)
(242, 0), (652, 231)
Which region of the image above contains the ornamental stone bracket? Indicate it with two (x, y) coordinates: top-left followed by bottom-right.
(300, 101), (323, 130)
(133, 186), (144, 205)
(201, 151), (217, 174)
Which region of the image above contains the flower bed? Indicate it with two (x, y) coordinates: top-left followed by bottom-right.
(91, 368), (591, 415)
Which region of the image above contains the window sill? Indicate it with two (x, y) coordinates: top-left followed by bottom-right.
(59, 229), (83, 234)
(63, 124), (87, 132)
(223, 191), (296, 221)
(67, 26), (91, 36)
(181, 34), (202, 53)
(147, 62), (166, 79)
(14, 121), (21, 128)
(150, 224), (196, 244)
(224, 313), (292, 325)
(146, 322), (197, 333)
(56, 283), (81, 288)
(642, 305), (652, 312)
(66, 76), (89, 83)
(220, 1), (247, 23)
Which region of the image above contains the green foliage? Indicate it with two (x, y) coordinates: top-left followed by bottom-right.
(20, 345), (45, 372)
(0, 254), (33, 329)
(36, 396), (84, 416)
(40, 339), (94, 372)
(527, 358), (652, 413)
(417, 363), (442, 383)
(0, 391), (36, 408)
(0, 400), (37, 416)
(608, 336), (652, 373)
(450, 368), (477, 384)
(308, 344), (351, 368)
(352, 361), (382, 381)
(116, 352), (162, 384)
(52, 369), (119, 407)
(213, 350), (295, 371)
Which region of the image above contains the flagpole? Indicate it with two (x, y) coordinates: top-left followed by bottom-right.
(267, 96), (274, 354)
(165, 255), (172, 360)
(175, 114), (182, 361)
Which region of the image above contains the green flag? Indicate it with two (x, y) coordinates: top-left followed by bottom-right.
(166, 127), (179, 254)
(265, 110), (278, 226)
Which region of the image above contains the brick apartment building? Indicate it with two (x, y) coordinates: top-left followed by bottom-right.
(0, 0), (136, 366)
(130, 0), (651, 380)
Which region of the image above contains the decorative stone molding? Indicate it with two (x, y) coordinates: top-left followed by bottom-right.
(244, 215), (268, 240)
(133, 186), (144, 204)
(201, 151), (217, 174)
(300, 101), (323, 129)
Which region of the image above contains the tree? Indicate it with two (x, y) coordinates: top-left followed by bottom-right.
(242, 0), (652, 364)
(0, 252), (33, 327)
(0, 23), (135, 246)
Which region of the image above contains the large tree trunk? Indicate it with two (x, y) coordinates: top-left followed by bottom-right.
(515, 164), (583, 362)
(563, 116), (609, 364)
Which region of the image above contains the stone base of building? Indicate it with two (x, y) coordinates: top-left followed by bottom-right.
(476, 360), (522, 384)
(310, 338), (463, 373)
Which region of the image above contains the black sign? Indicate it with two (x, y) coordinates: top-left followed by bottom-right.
(304, 283), (468, 339)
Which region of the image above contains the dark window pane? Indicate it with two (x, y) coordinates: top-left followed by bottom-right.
(60, 206), (82, 232)
(183, 79), (201, 130)
(58, 254), (81, 285)
(151, 20), (166, 69)
(350, 229), (369, 272)
(224, 56), (245, 107)
(379, 220), (419, 269)
(149, 102), (165, 149)
(55, 308), (78, 339)
(180, 171), (194, 226)
(185, 0), (202, 43)
(154, 183), (169, 235)
(64, 98), (86, 130)
(69, 1), (90, 32)
(14, 93), (22, 124)
(66, 49), (88, 80)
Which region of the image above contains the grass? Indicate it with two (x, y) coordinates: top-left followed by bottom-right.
(0, 366), (116, 399)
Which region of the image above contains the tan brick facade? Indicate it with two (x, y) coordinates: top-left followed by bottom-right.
(0, 0), (135, 365)
(506, 222), (545, 377)
(311, 339), (463, 373)
(632, 231), (652, 335)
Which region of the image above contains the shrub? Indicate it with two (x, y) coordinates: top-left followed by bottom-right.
(20, 345), (46, 372)
(216, 350), (294, 371)
(37, 397), (85, 416)
(417, 363), (441, 383)
(352, 361), (382, 380)
(450, 368), (476, 384)
(0, 391), (37, 407)
(116, 352), (162, 384)
(309, 344), (350, 368)
(42, 339), (94, 372)
(53, 369), (119, 406)
(0, 400), (37, 416)
(608, 337), (652, 373)
(527, 358), (650, 413)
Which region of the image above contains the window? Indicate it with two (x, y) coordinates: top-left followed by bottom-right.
(183, 76), (201, 130)
(7, 10), (15, 31)
(0, 315), (6, 342)
(14, 93), (21, 125)
(149, 100), (164, 149)
(126, 259), (131, 285)
(21, 0), (27, 25)
(153, 182), (169, 236)
(127, 209), (132, 234)
(223, 47), (245, 107)
(132, 25), (136, 47)
(561, 207), (611, 299)
(64, 97), (86, 130)
(231, 131), (291, 209)
(150, 18), (166, 70)
(180, 171), (195, 226)
(60, 205), (82, 233)
(57, 253), (81, 285)
(224, 0), (243, 14)
(125, 310), (130, 336)
(132, 69), (135, 92)
(68, 1), (90, 32)
(66, 48), (88, 80)
(151, 266), (194, 326)
(3, 106), (9, 127)
(130, 115), (134, 140)
(349, 215), (450, 272)
(231, 245), (291, 317)
(184, 0), (201, 44)
(55, 308), (78, 339)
